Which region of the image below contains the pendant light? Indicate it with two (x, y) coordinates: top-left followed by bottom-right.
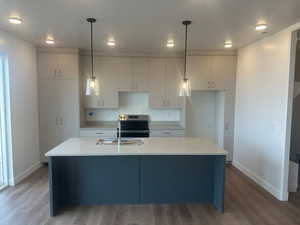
(179, 20), (192, 97)
(85, 18), (100, 96)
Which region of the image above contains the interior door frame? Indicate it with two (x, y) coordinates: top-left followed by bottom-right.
(0, 52), (13, 189)
(283, 28), (299, 200)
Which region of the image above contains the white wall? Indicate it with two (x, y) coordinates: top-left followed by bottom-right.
(234, 23), (300, 200)
(0, 29), (40, 185)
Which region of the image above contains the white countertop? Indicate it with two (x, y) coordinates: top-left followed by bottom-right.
(45, 137), (227, 157)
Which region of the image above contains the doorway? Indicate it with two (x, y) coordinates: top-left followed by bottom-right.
(288, 30), (300, 195)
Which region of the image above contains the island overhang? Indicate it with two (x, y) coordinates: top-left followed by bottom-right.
(45, 137), (228, 157)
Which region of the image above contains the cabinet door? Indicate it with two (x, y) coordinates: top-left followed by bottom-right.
(38, 53), (57, 79)
(132, 58), (149, 91)
(56, 54), (79, 79)
(38, 80), (61, 162)
(212, 56), (236, 90)
(165, 58), (184, 108)
(149, 59), (166, 108)
(84, 95), (102, 108)
(187, 56), (213, 90)
(117, 58), (134, 91)
(97, 57), (119, 108)
(57, 80), (80, 142)
(80, 129), (117, 137)
(81, 56), (91, 78)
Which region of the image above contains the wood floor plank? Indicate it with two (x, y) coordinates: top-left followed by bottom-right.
(1, 165), (300, 225)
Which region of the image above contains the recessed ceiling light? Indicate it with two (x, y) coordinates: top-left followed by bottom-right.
(107, 40), (115, 47)
(8, 16), (23, 25)
(166, 40), (174, 48)
(45, 36), (55, 45)
(255, 23), (268, 31)
(224, 41), (233, 48)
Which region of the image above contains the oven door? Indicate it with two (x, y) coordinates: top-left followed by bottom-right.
(117, 129), (149, 138)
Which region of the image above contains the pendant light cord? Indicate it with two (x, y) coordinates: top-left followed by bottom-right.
(90, 21), (94, 79)
(184, 24), (188, 79)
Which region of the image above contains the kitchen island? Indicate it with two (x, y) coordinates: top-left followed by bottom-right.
(46, 137), (227, 216)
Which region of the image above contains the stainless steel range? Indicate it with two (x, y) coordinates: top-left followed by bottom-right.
(117, 114), (150, 138)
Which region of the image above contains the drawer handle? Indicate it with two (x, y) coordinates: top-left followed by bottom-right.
(163, 131), (171, 134)
(96, 132), (104, 135)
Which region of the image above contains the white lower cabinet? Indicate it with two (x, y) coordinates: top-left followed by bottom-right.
(80, 129), (117, 138)
(150, 130), (185, 137)
(39, 79), (79, 162)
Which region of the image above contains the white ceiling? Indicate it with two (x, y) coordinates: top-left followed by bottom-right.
(0, 0), (300, 52)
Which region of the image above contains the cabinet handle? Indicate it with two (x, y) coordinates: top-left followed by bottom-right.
(96, 132), (104, 135)
(97, 100), (100, 107)
(55, 117), (59, 126)
(54, 69), (57, 77)
(102, 100), (104, 107)
(59, 69), (62, 77)
(60, 118), (63, 126)
(208, 81), (216, 89)
(163, 100), (169, 106)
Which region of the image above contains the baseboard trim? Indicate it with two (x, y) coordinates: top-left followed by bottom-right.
(9, 161), (42, 186)
(232, 160), (282, 200)
(288, 184), (298, 192)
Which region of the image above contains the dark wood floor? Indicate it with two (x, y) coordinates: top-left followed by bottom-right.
(1, 165), (300, 225)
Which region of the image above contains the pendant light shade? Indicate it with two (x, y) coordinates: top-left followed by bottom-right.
(179, 78), (191, 97)
(85, 18), (99, 96)
(179, 20), (192, 97)
(85, 77), (100, 95)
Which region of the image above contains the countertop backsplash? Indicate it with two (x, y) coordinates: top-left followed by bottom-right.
(85, 92), (182, 122)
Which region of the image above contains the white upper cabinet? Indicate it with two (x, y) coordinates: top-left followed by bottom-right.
(38, 52), (79, 80)
(165, 58), (184, 108)
(117, 57), (134, 91)
(187, 55), (236, 91)
(56, 54), (79, 79)
(187, 56), (212, 90)
(80, 55), (235, 110)
(38, 53), (58, 79)
(97, 57), (119, 108)
(211, 56), (236, 90)
(132, 58), (150, 91)
(148, 59), (166, 108)
(149, 58), (184, 109)
(117, 57), (150, 92)
(82, 56), (119, 109)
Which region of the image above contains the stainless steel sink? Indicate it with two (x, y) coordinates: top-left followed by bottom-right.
(96, 138), (144, 145)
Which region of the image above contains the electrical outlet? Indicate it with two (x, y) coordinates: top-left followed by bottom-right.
(88, 111), (95, 117)
(225, 122), (230, 131)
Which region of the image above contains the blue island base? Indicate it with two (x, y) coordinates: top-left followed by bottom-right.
(49, 155), (225, 216)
